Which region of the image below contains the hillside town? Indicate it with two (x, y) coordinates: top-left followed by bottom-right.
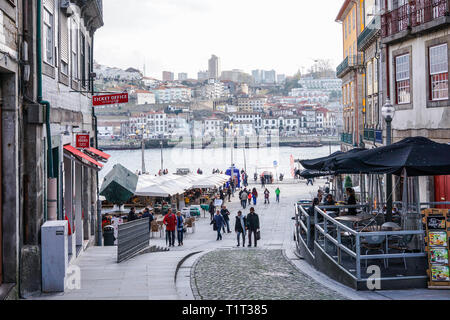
(93, 57), (343, 143)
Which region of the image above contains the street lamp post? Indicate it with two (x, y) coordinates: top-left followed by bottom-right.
(160, 140), (164, 172)
(381, 99), (396, 222)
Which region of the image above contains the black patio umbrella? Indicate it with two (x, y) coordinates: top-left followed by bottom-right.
(299, 151), (344, 170)
(300, 148), (366, 170)
(324, 137), (450, 176)
(299, 169), (335, 179)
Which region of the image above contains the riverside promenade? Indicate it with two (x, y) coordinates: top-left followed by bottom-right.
(32, 179), (450, 300)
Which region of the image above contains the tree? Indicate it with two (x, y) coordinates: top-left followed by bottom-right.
(344, 176), (353, 188)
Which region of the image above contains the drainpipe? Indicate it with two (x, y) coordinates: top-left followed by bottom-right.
(90, 35), (102, 246)
(37, 0), (57, 221)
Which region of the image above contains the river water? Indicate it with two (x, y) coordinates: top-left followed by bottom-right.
(99, 145), (340, 181)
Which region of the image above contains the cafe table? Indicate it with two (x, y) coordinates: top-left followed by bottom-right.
(200, 204), (209, 218)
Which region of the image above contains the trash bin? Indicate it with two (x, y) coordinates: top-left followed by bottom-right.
(103, 225), (116, 246)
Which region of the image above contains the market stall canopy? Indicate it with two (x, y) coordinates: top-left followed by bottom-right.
(63, 144), (104, 170)
(134, 174), (186, 197)
(100, 164), (138, 204)
(324, 137), (450, 176)
(190, 174), (229, 188)
(299, 169), (334, 179)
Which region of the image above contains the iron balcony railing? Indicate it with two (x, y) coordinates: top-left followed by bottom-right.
(363, 128), (383, 144)
(341, 132), (353, 145)
(358, 15), (381, 51)
(336, 54), (364, 78)
(382, 0), (449, 38)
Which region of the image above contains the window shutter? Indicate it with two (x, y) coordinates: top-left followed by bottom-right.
(43, 0), (54, 11)
(60, 13), (69, 63)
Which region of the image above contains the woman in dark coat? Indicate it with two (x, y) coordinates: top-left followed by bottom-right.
(208, 199), (215, 221)
(211, 210), (225, 240)
(346, 187), (357, 215)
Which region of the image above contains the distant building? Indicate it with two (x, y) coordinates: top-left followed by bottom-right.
(133, 89), (156, 105)
(208, 55), (220, 80)
(162, 71), (174, 81)
(143, 76), (160, 88)
(277, 74), (286, 83)
(198, 70), (209, 81)
(252, 69), (276, 84)
(153, 86), (191, 103)
(178, 73), (188, 81)
(221, 69), (253, 83)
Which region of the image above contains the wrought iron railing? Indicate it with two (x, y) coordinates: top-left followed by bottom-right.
(358, 16), (381, 51)
(336, 55), (364, 78)
(341, 132), (353, 145)
(382, 0), (448, 38)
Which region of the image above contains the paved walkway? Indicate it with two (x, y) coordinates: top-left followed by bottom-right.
(31, 179), (450, 300)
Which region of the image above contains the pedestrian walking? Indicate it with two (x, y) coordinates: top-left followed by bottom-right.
(221, 205), (231, 233)
(208, 199), (215, 221)
(246, 207), (260, 247)
(264, 188), (270, 204)
(211, 210), (225, 240)
(240, 188), (248, 209)
(252, 188), (258, 205)
(235, 211), (247, 247)
(275, 187), (280, 203)
(176, 211), (184, 246)
(163, 209), (177, 247)
(230, 179), (236, 196)
(260, 175), (265, 188)
(306, 178), (314, 186)
(247, 192), (252, 205)
(227, 186), (232, 202)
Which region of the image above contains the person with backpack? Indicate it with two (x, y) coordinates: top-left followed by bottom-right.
(264, 188), (270, 204)
(211, 209), (225, 240)
(176, 211), (184, 246)
(163, 209), (177, 247)
(246, 207), (260, 247)
(235, 211), (247, 247)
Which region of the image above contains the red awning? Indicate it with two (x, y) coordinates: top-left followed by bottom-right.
(63, 145), (104, 168)
(85, 147), (111, 161)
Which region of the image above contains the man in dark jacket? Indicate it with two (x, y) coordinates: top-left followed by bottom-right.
(141, 207), (154, 231)
(221, 205), (231, 233)
(211, 210), (225, 240)
(246, 207), (260, 247)
(128, 207), (137, 222)
(235, 211), (247, 247)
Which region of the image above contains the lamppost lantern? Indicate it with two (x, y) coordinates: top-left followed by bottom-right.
(381, 99), (395, 122)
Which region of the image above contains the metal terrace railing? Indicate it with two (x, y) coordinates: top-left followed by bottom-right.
(295, 203), (428, 283)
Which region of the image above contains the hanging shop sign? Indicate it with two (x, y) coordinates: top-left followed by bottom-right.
(422, 208), (450, 288)
(76, 134), (90, 149)
(93, 93), (128, 106)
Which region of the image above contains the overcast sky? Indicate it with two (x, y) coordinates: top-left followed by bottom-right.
(94, 0), (343, 79)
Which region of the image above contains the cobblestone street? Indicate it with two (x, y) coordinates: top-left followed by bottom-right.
(192, 249), (348, 300)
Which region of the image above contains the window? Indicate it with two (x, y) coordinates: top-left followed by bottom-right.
(43, 7), (53, 65)
(367, 60), (373, 95)
(80, 33), (86, 87)
(429, 44), (448, 101)
(71, 18), (78, 80)
(395, 54), (410, 104)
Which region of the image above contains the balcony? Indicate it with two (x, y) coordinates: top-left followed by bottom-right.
(357, 15), (381, 51)
(336, 55), (364, 79)
(341, 132), (353, 145)
(363, 128), (383, 144)
(381, 0), (450, 44)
